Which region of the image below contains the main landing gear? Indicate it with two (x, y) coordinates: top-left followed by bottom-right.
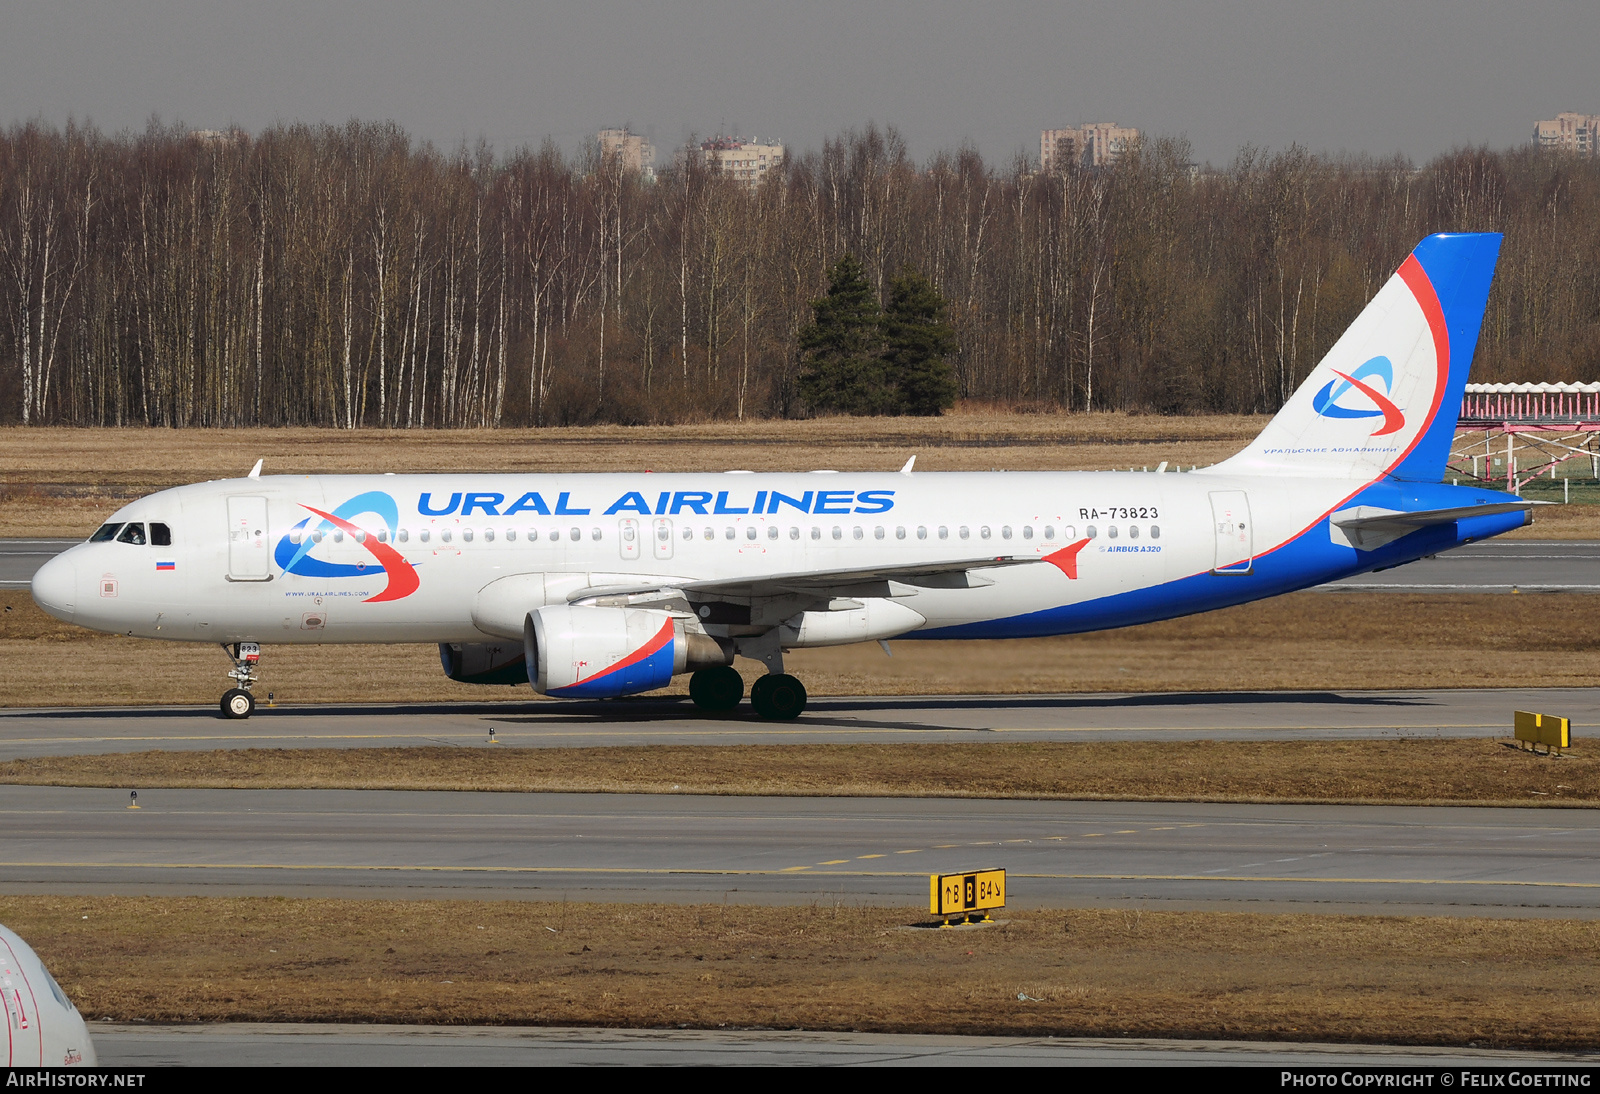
(220, 641), (261, 719)
(687, 665), (808, 721)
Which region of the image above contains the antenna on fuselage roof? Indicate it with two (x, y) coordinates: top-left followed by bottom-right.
(247, 459), (263, 480)
(900, 455), (916, 475)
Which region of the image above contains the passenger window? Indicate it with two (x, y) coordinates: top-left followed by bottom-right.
(746, 526), (758, 540)
(571, 527), (583, 541)
(440, 529), (452, 543)
(852, 527), (864, 540)
(1063, 525), (1076, 540)
(681, 526), (693, 540)
(704, 527), (714, 540)
(790, 527), (800, 540)
(980, 526), (992, 540)
(917, 526), (927, 540)
(1043, 526), (1055, 540)
(549, 529), (561, 542)
(354, 530), (367, 543)
(1129, 525), (1139, 540)
(767, 525), (778, 540)
(484, 528), (495, 542)
(150, 522), (173, 546)
(724, 527), (735, 540)
(333, 530), (344, 543)
(1086, 525), (1097, 539)
(1107, 526), (1118, 539)
(377, 529), (389, 544)
(832, 527), (842, 540)
(89, 523), (122, 543)
(959, 526), (970, 540)
(1021, 526), (1033, 540)
(462, 528), (474, 543)
(938, 526), (948, 540)
(117, 523), (146, 545)
(874, 526), (885, 540)
(398, 529), (409, 543)
(896, 526), (906, 540)
(419, 529), (430, 543)
(811, 527), (821, 540)
(591, 528), (602, 541)
(1001, 526), (1013, 540)
(1151, 525), (1161, 540)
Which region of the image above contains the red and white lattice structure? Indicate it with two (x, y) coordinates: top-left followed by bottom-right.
(1454, 383), (1600, 491)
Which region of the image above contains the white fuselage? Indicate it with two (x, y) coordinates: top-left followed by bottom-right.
(35, 469), (1390, 647)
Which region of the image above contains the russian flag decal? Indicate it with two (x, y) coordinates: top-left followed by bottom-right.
(156, 560), (176, 571)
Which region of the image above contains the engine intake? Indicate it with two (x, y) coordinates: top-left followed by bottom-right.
(525, 604), (731, 698)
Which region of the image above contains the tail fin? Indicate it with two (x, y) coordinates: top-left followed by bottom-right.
(1212, 233), (1502, 481)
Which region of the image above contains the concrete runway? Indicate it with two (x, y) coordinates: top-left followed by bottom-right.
(87, 1023), (1600, 1067)
(6, 787), (1598, 915)
(1, 687), (1594, 758)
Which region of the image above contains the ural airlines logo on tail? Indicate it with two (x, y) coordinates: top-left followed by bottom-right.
(273, 490), (420, 603)
(1311, 355), (1405, 436)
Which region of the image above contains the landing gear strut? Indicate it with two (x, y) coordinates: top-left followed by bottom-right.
(220, 642), (261, 719)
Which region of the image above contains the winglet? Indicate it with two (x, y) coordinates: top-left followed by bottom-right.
(900, 455), (916, 475)
(247, 459), (263, 480)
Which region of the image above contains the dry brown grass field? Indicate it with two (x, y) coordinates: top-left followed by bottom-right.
(3, 739), (1590, 806)
(6, 895), (1598, 1047)
(3, 589), (1599, 707)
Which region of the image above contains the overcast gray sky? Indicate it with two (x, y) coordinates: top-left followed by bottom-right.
(2, 1), (1593, 166)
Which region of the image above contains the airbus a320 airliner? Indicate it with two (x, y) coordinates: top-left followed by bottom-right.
(32, 233), (1529, 721)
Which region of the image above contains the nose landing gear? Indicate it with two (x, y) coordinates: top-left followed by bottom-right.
(220, 642), (261, 719)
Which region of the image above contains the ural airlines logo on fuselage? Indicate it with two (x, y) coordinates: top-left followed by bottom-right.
(273, 490), (419, 603)
(417, 487), (897, 518)
(1310, 355), (1405, 436)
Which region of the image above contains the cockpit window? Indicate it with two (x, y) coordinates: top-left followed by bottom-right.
(150, 522), (173, 547)
(89, 523), (122, 543)
(116, 522), (147, 545)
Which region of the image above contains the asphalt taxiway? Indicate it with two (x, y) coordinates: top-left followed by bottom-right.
(6, 787), (1597, 915)
(87, 1023), (1600, 1067)
(1, 686), (1593, 758)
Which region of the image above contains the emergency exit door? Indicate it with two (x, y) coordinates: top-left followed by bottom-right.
(1209, 491), (1253, 575)
(227, 496), (272, 580)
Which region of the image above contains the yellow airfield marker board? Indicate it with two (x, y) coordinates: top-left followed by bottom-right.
(930, 868), (1006, 918)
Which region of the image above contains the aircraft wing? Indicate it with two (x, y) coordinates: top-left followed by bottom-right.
(1330, 501), (1539, 551)
(569, 556), (1039, 615)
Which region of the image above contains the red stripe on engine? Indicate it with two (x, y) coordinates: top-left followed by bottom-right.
(569, 617), (676, 688)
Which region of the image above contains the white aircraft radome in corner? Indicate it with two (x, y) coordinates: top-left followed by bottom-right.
(32, 233), (1530, 721)
(1, 923), (97, 1067)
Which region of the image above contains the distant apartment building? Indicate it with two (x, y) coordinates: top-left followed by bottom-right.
(1534, 112), (1599, 157)
(597, 128), (656, 179)
(1040, 123), (1139, 171)
(700, 136), (784, 188)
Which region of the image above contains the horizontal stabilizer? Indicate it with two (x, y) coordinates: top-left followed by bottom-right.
(1330, 501), (1537, 551)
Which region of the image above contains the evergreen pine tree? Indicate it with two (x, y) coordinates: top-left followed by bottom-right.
(796, 254), (899, 415)
(881, 266), (959, 416)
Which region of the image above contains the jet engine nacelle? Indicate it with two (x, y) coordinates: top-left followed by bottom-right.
(439, 641), (529, 685)
(0, 923), (97, 1067)
(525, 604), (731, 698)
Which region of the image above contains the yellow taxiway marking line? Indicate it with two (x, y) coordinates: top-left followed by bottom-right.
(818, 859), (850, 865)
(779, 866), (811, 873)
(1115, 830), (1139, 834)
(856, 854), (886, 860)
(1, 862), (1595, 890)
(1082, 833), (1105, 838)
(895, 850), (921, 854)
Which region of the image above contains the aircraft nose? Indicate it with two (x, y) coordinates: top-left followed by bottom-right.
(31, 553), (77, 623)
